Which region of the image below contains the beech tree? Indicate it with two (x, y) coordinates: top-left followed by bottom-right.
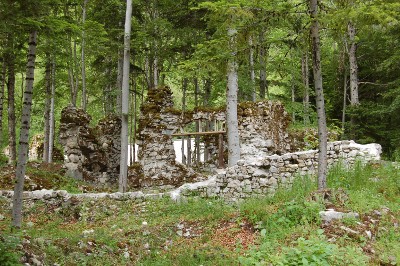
(12, 30), (38, 228)
(310, 0), (328, 189)
(119, 0), (132, 192)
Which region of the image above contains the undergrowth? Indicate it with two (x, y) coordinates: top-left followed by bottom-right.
(0, 162), (398, 265)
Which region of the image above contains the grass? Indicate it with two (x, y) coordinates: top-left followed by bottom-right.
(0, 161), (399, 265)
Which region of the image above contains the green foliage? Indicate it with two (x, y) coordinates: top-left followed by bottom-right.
(269, 232), (368, 266)
(0, 237), (21, 266)
(0, 152), (8, 167)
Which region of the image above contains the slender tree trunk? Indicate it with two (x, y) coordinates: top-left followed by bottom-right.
(49, 58), (56, 163)
(81, 0), (88, 111)
(12, 31), (38, 228)
(259, 30), (268, 99)
(7, 53), (17, 163)
(73, 40), (79, 105)
(249, 35), (256, 102)
(119, 0), (132, 193)
(291, 75), (296, 122)
(153, 55), (158, 88)
(227, 27), (240, 167)
(0, 59), (5, 148)
(116, 49), (123, 113)
(342, 69), (347, 137)
(348, 21), (359, 106)
(67, 35), (77, 106)
(204, 78), (211, 106)
(348, 21), (359, 139)
(310, 0), (328, 190)
(181, 78), (187, 165)
(43, 57), (51, 162)
(302, 52), (310, 125)
(194, 78), (200, 163)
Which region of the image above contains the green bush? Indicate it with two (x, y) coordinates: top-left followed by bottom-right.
(272, 233), (369, 266)
(0, 237), (20, 266)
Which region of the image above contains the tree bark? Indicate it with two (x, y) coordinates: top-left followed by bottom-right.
(302, 52), (310, 125)
(81, 0), (88, 111)
(0, 59), (5, 148)
(119, 0), (132, 193)
(181, 78), (187, 165)
(43, 57), (51, 162)
(7, 52), (17, 163)
(348, 21), (359, 106)
(310, 0), (328, 190)
(227, 27), (240, 167)
(249, 35), (256, 102)
(12, 31), (38, 228)
(259, 30), (268, 99)
(48, 57), (56, 163)
(116, 48), (123, 113)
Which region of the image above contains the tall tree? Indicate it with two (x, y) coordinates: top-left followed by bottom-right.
(81, 0), (88, 111)
(119, 0), (132, 193)
(310, 0), (328, 189)
(0, 59), (5, 148)
(12, 30), (38, 228)
(226, 25), (240, 167)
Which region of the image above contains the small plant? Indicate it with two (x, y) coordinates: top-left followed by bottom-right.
(0, 237), (21, 266)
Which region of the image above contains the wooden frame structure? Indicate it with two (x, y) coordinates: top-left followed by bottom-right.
(172, 131), (226, 168)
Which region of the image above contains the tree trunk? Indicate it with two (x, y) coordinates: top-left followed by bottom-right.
(7, 52), (17, 163)
(249, 35), (256, 102)
(81, 0), (88, 111)
(73, 40), (79, 105)
(153, 55), (158, 88)
(116, 48), (123, 113)
(67, 35), (77, 106)
(310, 0), (328, 190)
(348, 21), (359, 139)
(291, 75), (296, 122)
(43, 57), (51, 162)
(342, 68), (347, 137)
(259, 30), (268, 99)
(348, 21), (359, 106)
(119, 0), (132, 193)
(0, 59), (5, 148)
(302, 52), (310, 125)
(181, 78), (187, 165)
(194, 78), (200, 163)
(48, 58), (56, 163)
(227, 27), (240, 167)
(12, 31), (38, 228)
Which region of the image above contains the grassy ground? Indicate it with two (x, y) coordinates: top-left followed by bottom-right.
(0, 161), (399, 265)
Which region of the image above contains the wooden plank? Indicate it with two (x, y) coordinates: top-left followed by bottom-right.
(172, 131), (226, 137)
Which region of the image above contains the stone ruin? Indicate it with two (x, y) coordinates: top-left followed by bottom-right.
(129, 86), (293, 189)
(130, 87), (199, 189)
(59, 105), (121, 184)
(57, 87), (382, 198)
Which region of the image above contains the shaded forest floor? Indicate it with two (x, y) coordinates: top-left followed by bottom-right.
(0, 162), (399, 265)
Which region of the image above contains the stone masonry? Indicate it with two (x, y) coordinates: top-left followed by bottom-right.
(59, 105), (121, 184)
(175, 141), (382, 201)
(133, 87), (199, 188)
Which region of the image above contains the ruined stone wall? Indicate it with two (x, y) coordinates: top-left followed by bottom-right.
(134, 87), (198, 188)
(192, 101), (292, 163)
(180, 141), (382, 201)
(59, 105), (121, 184)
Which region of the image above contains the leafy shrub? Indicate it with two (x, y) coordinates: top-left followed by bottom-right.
(0, 152), (8, 167)
(271, 232), (368, 266)
(0, 237), (20, 266)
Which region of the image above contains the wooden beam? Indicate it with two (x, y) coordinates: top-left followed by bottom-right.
(172, 131), (226, 137)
